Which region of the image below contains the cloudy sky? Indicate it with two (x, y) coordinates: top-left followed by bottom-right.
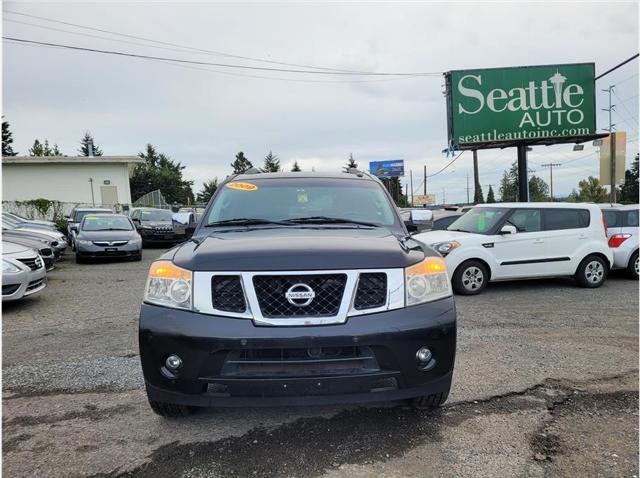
(3, 1), (638, 203)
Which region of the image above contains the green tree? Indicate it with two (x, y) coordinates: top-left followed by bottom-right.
(618, 154), (639, 204)
(262, 151), (280, 172)
(576, 176), (608, 203)
(29, 139), (59, 157)
(231, 151), (253, 174)
(130, 143), (194, 204)
(499, 162), (518, 201)
(474, 184), (484, 204)
(486, 185), (496, 203)
(529, 175), (550, 201)
(196, 178), (218, 204)
(78, 131), (103, 156)
(2, 120), (17, 156)
(343, 153), (358, 172)
(291, 160), (301, 172)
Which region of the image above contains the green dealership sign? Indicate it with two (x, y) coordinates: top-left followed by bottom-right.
(445, 63), (596, 149)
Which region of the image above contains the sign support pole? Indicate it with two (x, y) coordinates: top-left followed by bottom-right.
(473, 150), (481, 204)
(517, 143), (529, 202)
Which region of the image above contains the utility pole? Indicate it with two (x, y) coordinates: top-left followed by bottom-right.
(442, 188), (446, 205)
(88, 177), (95, 206)
(603, 85), (617, 202)
(465, 173), (471, 204)
(423, 165), (427, 196)
(541, 163), (561, 201)
(409, 170), (414, 207)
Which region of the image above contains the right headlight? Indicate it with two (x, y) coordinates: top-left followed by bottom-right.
(144, 260), (192, 310)
(404, 257), (452, 306)
(3, 259), (22, 274)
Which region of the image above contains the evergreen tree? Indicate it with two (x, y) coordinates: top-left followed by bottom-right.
(2, 120), (17, 156)
(51, 143), (63, 156)
(529, 175), (550, 201)
(343, 153), (358, 172)
(618, 154), (639, 203)
(29, 139), (45, 156)
(486, 185), (496, 203)
(262, 151), (280, 172)
(474, 184), (484, 204)
(196, 178), (219, 204)
(231, 151), (253, 174)
(576, 176), (608, 203)
(130, 143), (194, 204)
(78, 131), (103, 156)
(291, 160), (301, 172)
(499, 162), (519, 201)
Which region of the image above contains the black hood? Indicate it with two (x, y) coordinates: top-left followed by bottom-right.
(171, 227), (429, 271)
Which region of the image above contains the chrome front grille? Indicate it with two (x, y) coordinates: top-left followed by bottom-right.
(17, 256), (43, 271)
(194, 269), (405, 326)
(92, 241), (129, 247)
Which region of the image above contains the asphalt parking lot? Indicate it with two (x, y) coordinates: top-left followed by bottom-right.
(3, 248), (638, 478)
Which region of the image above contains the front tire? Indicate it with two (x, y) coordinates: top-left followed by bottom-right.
(627, 251), (639, 280)
(575, 255), (608, 288)
(452, 260), (488, 295)
(148, 399), (192, 418)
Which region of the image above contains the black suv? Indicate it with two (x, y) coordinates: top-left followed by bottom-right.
(139, 171), (456, 417)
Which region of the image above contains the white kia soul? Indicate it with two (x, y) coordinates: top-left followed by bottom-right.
(414, 203), (614, 295)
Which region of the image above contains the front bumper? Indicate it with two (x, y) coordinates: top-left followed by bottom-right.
(139, 229), (185, 243)
(140, 298), (456, 407)
(76, 242), (141, 259)
(2, 266), (47, 302)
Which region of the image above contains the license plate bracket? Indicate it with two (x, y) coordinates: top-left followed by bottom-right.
(105, 247), (118, 252)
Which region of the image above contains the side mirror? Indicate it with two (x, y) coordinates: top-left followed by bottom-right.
(185, 225), (196, 238)
(132, 218), (141, 225)
(499, 224), (517, 235)
(404, 220), (418, 233)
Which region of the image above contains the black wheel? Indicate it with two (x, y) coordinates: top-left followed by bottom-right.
(409, 391), (449, 410)
(148, 399), (192, 418)
(133, 252), (142, 262)
(75, 254), (84, 264)
(452, 260), (488, 295)
(575, 255), (608, 288)
(627, 251), (639, 280)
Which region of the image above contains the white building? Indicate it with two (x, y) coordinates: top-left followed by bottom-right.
(2, 156), (144, 206)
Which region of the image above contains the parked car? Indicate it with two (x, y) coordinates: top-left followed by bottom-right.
(139, 171), (456, 417)
(130, 207), (186, 245)
(2, 220), (68, 257)
(3, 211), (58, 230)
(2, 241), (47, 302)
(431, 211), (464, 230)
(75, 214), (142, 263)
(414, 203), (613, 295)
(2, 213), (58, 233)
(601, 205), (639, 279)
(66, 207), (113, 250)
(3, 236), (55, 270)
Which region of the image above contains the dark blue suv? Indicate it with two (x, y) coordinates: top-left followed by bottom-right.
(139, 171), (456, 417)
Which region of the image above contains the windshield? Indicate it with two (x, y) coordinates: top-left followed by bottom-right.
(206, 178), (397, 228)
(81, 216), (133, 231)
(75, 210), (111, 222)
(140, 209), (174, 221)
(447, 207), (509, 234)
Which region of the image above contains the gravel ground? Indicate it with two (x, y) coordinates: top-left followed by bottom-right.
(2, 248), (638, 477)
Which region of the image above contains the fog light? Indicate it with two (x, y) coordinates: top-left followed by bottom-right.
(165, 354), (182, 370)
(416, 347), (432, 363)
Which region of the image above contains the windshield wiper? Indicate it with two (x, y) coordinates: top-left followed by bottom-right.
(204, 218), (289, 227)
(448, 228), (471, 233)
(283, 216), (379, 227)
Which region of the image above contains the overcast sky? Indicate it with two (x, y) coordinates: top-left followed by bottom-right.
(3, 1), (638, 203)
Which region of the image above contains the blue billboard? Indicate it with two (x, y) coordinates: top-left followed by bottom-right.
(369, 160), (404, 178)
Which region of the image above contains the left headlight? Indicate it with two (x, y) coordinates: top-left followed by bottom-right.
(2, 259), (22, 273)
(144, 260), (192, 310)
(431, 241), (460, 257)
(405, 257), (452, 306)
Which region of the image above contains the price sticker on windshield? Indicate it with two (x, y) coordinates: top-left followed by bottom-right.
(227, 182), (258, 191)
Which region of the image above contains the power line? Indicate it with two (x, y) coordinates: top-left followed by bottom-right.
(595, 53), (639, 80)
(427, 151), (465, 178)
(3, 36), (443, 77)
(3, 10), (441, 77)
